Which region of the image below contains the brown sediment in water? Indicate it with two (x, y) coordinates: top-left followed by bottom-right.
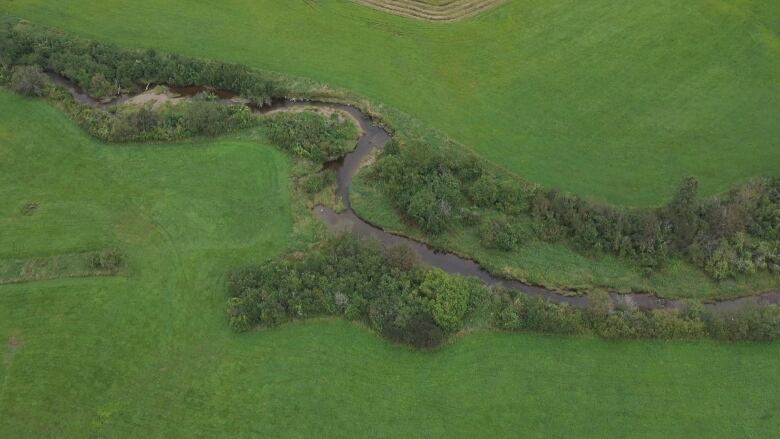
(48, 73), (780, 313)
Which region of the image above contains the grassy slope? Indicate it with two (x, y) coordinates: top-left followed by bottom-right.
(351, 172), (780, 299)
(2, 1), (778, 206)
(2, 92), (780, 437)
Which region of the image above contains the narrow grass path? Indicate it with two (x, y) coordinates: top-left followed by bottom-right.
(2, 1), (778, 206)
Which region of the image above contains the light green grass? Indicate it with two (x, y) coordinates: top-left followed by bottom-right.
(2, 89), (780, 437)
(352, 171), (780, 299)
(2, 1), (778, 206)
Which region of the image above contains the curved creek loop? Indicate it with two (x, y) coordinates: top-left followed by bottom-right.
(49, 74), (780, 313)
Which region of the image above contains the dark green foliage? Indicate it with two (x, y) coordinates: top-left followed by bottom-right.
(374, 143), (506, 234)
(226, 235), (479, 348)
(301, 170), (337, 194)
(468, 174), (526, 215)
(750, 178), (780, 241)
(0, 65), (9, 85)
(40, 82), (256, 143)
(493, 292), (585, 335)
(264, 111), (358, 163)
(418, 268), (474, 332)
(107, 100), (253, 142)
(0, 21), (281, 103)
(479, 214), (524, 251)
(531, 188), (670, 269)
(684, 180), (780, 279)
(666, 176), (702, 250)
(594, 309), (707, 340)
(375, 137), (778, 281)
(705, 306), (780, 341)
(9, 64), (47, 96)
(226, 235), (779, 347)
(494, 289), (778, 341)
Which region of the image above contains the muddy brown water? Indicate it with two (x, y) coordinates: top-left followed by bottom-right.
(48, 74), (780, 313)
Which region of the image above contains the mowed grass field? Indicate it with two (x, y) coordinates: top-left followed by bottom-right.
(2, 0), (778, 206)
(2, 91), (780, 436)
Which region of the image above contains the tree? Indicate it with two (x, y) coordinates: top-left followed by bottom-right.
(667, 177), (701, 250)
(10, 65), (47, 97)
(418, 269), (470, 332)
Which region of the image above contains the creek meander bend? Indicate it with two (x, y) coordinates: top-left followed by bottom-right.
(49, 73), (780, 313)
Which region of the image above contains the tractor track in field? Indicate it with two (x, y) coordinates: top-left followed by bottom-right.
(352, 0), (505, 22)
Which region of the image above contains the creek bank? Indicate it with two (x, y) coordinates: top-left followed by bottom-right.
(48, 74), (780, 313)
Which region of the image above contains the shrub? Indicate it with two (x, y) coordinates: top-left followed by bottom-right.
(0, 65), (10, 85)
(479, 214), (523, 251)
(666, 176), (702, 250)
(89, 73), (114, 98)
(705, 305), (780, 341)
(89, 249), (123, 271)
(9, 65), (47, 97)
(225, 234), (462, 348)
(264, 111), (357, 163)
(468, 174), (527, 214)
(301, 171), (336, 194)
(417, 269), (471, 332)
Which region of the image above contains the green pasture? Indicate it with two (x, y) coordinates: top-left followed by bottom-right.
(1, 85), (780, 437)
(2, 0), (778, 205)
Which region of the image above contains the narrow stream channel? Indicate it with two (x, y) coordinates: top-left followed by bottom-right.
(49, 74), (780, 313)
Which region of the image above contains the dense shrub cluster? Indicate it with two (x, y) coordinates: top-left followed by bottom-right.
(9, 64), (47, 96)
(301, 170), (337, 194)
(264, 111), (358, 163)
(374, 141), (532, 235)
(373, 140), (780, 280)
(227, 235), (780, 347)
(227, 235), (485, 348)
(493, 290), (780, 342)
(0, 20), (281, 103)
(42, 85), (256, 142)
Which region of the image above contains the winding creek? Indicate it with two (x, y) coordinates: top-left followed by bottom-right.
(49, 74), (780, 313)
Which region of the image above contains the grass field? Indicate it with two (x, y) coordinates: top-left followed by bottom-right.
(2, 1), (778, 206)
(2, 84), (780, 437)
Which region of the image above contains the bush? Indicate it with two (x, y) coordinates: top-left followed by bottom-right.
(89, 249), (123, 271)
(0, 65), (10, 85)
(9, 65), (47, 97)
(468, 174), (527, 214)
(301, 171), (336, 194)
(225, 234), (467, 348)
(264, 111), (357, 163)
(417, 269), (471, 332)
(705, 305), (780, 341)
(479, 214), (523, 251)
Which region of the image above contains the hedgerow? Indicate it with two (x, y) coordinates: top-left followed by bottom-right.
(370, 139), (780, 280)
(229, 234), (780, 347)
(40, 84), (257, 142)
(0, 20), (281, 103)
(226, 234), (486, 348)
